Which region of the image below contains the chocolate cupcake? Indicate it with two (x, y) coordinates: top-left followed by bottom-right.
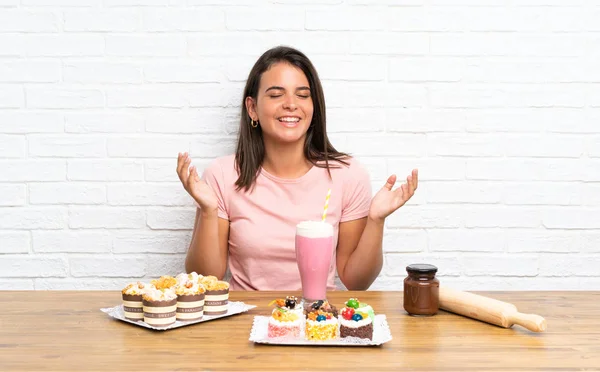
(200, 276), (229, 315)
(142, 288), (177, 327)
(175, 279), (206, 321)
(121, 282), (147, 321)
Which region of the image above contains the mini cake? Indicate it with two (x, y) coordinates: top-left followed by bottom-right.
(174, 279), (206, 321)
(355, 299), (375, 322)
(339, 298), (374, 340)
(305, 305), (338, 341)
(175, 271), (202, 286)
(151, 275), (177, 290)
(267, 296), (303, 338)
(121, 282), (148, 321)
(304, 299), (338, 317)
(142, 288), (177, 327)
(200, 276), (230, 315)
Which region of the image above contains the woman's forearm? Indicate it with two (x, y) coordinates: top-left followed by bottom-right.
(340, 217), (385, 290)
(185, 210), (226, 279)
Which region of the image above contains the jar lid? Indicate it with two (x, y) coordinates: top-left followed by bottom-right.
(406, 264), (438, 274)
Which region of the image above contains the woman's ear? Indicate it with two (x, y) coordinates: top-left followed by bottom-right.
(245, 96), (257, 121)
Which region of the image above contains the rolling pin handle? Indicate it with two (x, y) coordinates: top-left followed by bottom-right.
(507, 312), (547, 333)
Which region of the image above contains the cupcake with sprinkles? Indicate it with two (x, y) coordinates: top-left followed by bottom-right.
(267, 296), (303, 338)
(175, 271), (202, 286)
(339, 298), (374, 340)
(174, 277), (206, 321)
(305, 301), (338, 341)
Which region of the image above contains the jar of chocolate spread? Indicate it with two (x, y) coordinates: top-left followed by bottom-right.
(403, 264), (439, 316)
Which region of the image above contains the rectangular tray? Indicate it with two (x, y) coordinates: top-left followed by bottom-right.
(249, 314), (392, 346)
(101, 301), (256, 331)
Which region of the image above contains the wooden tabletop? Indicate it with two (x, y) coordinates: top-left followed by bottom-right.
(0, 290), (598, 371)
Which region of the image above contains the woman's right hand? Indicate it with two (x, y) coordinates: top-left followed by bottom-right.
(176, 152), (219, 213)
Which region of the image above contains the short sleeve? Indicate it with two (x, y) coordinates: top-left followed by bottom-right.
(199, 158), (229, 220)
(340, 158), (372, 223)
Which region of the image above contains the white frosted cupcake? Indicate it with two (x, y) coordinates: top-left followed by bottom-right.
(175, 271), (202, 286)
(121, 282), (148, 321)
(175, 279), (206, 321)
(199, 276), (230, 315)
(142, 288), (177, 327)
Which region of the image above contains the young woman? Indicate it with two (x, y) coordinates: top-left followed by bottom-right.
(177, 46), (418, 291)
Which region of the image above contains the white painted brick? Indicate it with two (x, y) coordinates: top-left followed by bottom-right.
(589, 136), (600, 157)
(465, 207), (541, 228)
(386, 206), (463, 229)
(429, 229), (504, 252)
(466, 159), (585, 182)
(353, 157), (387, 181)
(69, 207), (146, 229)
(0, 10), (59, 32)
(463, 58), (587, 83)
(507, 230), (579, 253)
(431, 33), (585, 57)
(272, 32), (350, 55)
(113, 231), (190, 254)
(543, 208), (600, 229)
(64, 10), (140, 32)
(461, 255), (538, 277)
(0, 135), (25, 158)
(145, 254), (186, 277)
(143, 62), (222, 83)
(189, 136), (236, 158)
(0, 85), (24, 108)
(107, 183), (190, 206)
(430, 83), (585, 108)
(382, 229), (426, 253)
(323, 81), (427, 108)
(0, 112), (63, 133)
(68, 160), (144, 181)
(306, 8), (385, 31)
(0, 184), (26, 206)
(147, 207), (195, 230)
(350, 32), (428, 55)
(26, 87), (104, 109)
(30, 183), (106, 205)
(313, 56), (386, 81)
(0, 280), (34, 290)
(65, 112), (144, 133)
(34, 278), (126, 291)
(348, 0), (421, 4)
(0, 0), (18, 6)
(427, 181), (503, 204)
(582, 233), (600, 253)
(142, 8), (224, 31)
(22, 0), (100, 5)
(386, 7), (426, 31)
(0, 208), (67, 229)
(226, 8), (304, 31)
(0, 256), (67, 277)
(0, 160), (65, 182)
(428, 134), (503, 157)
(22, 35), (104, 57)
(63, 61), (142, 84)
(106, 35), (185, 57)
(539, 255), (600, 277)
(388, 158), (465, 181)
(70, 256), (145, 277)
(504, 182), (581, 206)
(440, 276), (600, 292)
(0, 231), (30, 253)
(504, 134), (584, 158)
(189, 83), (238, 107)
(105, 85), (187, 108)
(583, 184), (600, 207)
(385, 108), (466, 133)
(385, 253), (461, 276)
(464, 109), (547, 133)
(368, 276), (404, 291)
(29, 135), (106, 157)
(186, 0), (268, 4)
(144, 109), (225, 134)
(145, 158), (210, 182)
(0, 35), (21, 57)
(389, 57), (465, 82)
(0, 60), (60, 83)
(327, 109), (385, 133)
(187, 33), (277, 57)
(32, 230), (111, 253)
(107, 136), (187, 158)
(104, 0), (169, 5)
(345, 134), (426, 157)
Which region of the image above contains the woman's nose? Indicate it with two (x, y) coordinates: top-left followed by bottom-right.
(282, 94), (297, 110)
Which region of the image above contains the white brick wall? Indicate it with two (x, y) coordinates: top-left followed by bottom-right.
(0, 1), (598, 291)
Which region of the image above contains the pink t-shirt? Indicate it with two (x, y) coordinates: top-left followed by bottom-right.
(200, 154), (372, 291)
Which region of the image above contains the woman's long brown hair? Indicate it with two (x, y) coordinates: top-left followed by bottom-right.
(234, 46), (349, 192)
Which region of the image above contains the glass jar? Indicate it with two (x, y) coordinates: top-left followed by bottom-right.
(403, 264), (440, 316)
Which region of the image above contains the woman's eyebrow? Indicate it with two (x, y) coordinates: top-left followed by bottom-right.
(264, 86), (311, 93)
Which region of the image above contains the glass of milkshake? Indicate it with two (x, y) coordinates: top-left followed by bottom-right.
(295, 221), (334, 307)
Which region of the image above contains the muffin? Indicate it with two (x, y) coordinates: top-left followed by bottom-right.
(174, 278), (206, 321)
(121, 282), (148, 321)
(199, 276), (230, 315)
(142, 288), (177, 327)
(151, 275), (177, 290)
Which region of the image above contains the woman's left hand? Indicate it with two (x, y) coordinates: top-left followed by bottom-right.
(368, 169), (418, 222)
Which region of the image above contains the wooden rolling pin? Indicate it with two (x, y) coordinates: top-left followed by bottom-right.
(439, 287), (547, 333)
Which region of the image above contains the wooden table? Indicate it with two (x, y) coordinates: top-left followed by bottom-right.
(1, 291), (598, 371)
